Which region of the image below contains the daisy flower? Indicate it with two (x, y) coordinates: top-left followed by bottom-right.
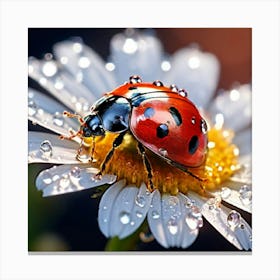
(28, 28), (252, 250)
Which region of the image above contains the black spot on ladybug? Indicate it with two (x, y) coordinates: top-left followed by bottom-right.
(169, 107), (182, 126)
(129, 86), (137, 90)
(157, 124), (169, 138)
(144, 107), (155, 119)
(188, 135), (199, 154)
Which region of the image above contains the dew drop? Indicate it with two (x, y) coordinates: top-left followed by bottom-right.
(161, 60), (171, 71)
(239, 185), (252, 205)
(54, 78), (64, 90)
(151, 210), (160, 219)
(136, 211), (143, 218)
(28, 100), (37, 116)
(227, 210), (241, 228)
(167, 219), (178, 235)
(53, 112), (64, 127)
(105, 62), (115, 71)
(185, 213), (203, 230)
(40, 140), (53, 158)
(191, 116), (196, 124)
(221, 187), (232, 199)
(135, 195), (146, 207)
(201, 119), (208, 134)
(41, 171), (52, 185)
(78, 56), (91, 68)
(70, 166), (81, 178)
(120, 212), (130, 225)
(178, 89), (188, 97)
(123, 38), (138, 54)
(153, 80), (163, 87)
(59, 176), (70, 189)
(170, 84), (178, 92)
(158, 148), (168, 157)
(42, 61), (57, 77)
(129, 75), (142, 84)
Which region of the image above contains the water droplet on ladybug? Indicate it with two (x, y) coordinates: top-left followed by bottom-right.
(153, 80), (163, 87)
(159, 148), (168, 157)
(129, 75), (142, 84)
(170, 84), (178, 92)
(40, 140), (53, 158)
(178, 88), (188, 97)
(191, 116), (196, 124)
(201, 119), (208, 134)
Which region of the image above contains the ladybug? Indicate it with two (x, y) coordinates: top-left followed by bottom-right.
(65, 75), (208, 190)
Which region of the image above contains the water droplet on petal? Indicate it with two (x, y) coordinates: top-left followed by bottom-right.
(70, 166), (81, 178)
(42, 61), (57, 77)
(105, 62), (115, 71)
(239, 185), (252, 205)
(54, 78), (64, 90)
(188, 56), (200, 69)
(59, 176), (70, 189)
(161, 60), (171, 71)
(53, 112), (64, 127)
(136, 211), (143, 218)
(227, 210), (241, 228)
(221, 187), (232, 199)
(151, 210), (160, 219)
(135, 195), (146, 207)
(120, 212), (130, 225)
(167, 219), (178, 235)
(123, 38), (138, 54)
(78, 56), (91, 68)
(41, 170), (52, 185)
(207, 196), (221, 212)
(40, 140), (53, 158)
(28, 100), (37, 116)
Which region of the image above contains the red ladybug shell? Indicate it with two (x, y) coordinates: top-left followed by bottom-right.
(108, 82), (207, 168)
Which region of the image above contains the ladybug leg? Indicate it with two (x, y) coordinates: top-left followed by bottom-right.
(137, 142), (154, 192)
(96, 131), (126, 178)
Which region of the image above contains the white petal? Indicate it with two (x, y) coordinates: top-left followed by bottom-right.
(209, 84), (251, 132)
(214, 186), (252, 214)
(148, 192), (199, 248)
(28, 131), (79, 164)
(29, 57), (95, 114)
(53, 39), (118, 97)
(119, 183), (153, 239)
(230, 154), (252, 184)
(163, 47), (220, 108)
(110, 29), (163, 83)
(177, 193), (200, 248)
(36, 164), (116, 197)
(188, 192), (252, 250)
(98, 180), (126, 238)
(28, 88), (80, 136)
(147, 189), (168, 248)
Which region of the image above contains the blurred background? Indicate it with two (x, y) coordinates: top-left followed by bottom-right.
(28, 28), (251, 251)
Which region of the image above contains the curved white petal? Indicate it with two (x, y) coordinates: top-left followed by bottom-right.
(28, 57), (95, 114)
(28, 88), (80, 136)
(209, 84), (251, 132)
(119, 183), (153, 239)
(36, 164), (116, 197)
(53, 39), (117, 97)
(110, 29), (163, 83)
(188, 192), (252, 250)
(28, 131), (79, 164)
(163, 47), (220, 108)
(98, 180), (126, 238)
(234, 128), (252, 156)
(100, 183), (152, 239)
(148, 191), (199, 248)
(230, 154), (252, 185)
(147, 189), (168, 248)
(213, 186), (252, 214)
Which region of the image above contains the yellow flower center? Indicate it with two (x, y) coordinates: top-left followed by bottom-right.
(79, 127), (239, 197)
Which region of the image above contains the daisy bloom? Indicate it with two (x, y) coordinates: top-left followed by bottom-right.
(28, 28), (252, 250)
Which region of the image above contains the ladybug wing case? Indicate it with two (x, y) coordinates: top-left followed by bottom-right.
(130, 97), (207, 168)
